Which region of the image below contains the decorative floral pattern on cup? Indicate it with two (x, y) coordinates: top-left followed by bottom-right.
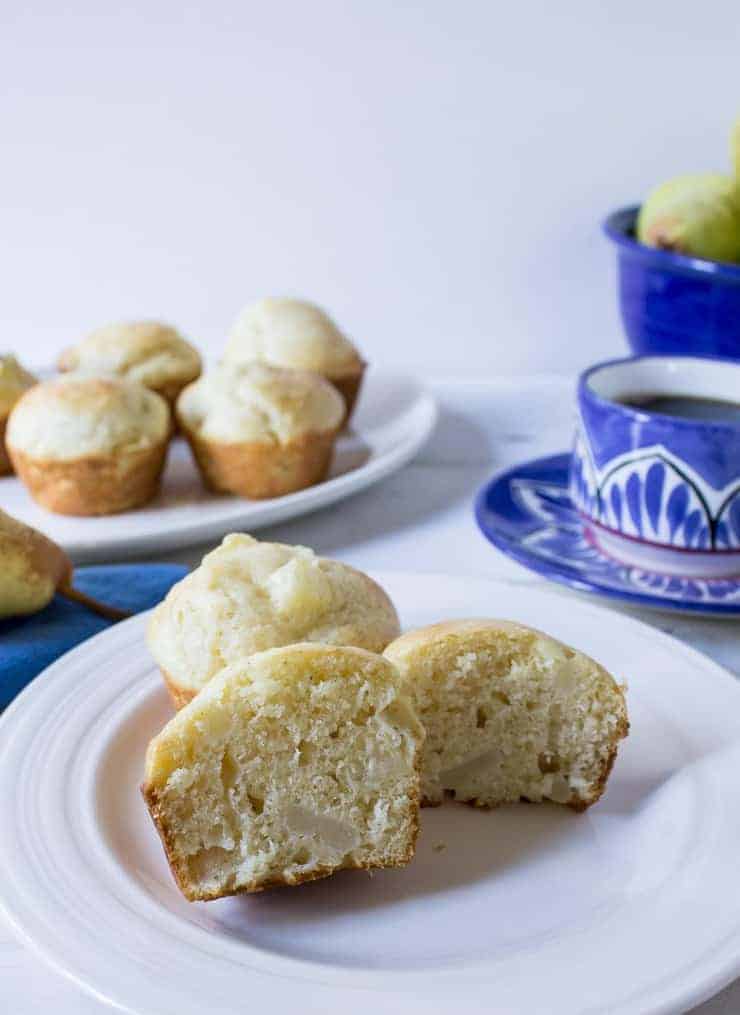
(568, 436), (740, 550)
(571, 355), (740, 556)
(512, 466), (740, 605)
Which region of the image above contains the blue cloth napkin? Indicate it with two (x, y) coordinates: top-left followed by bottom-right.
(0, 563), (187, 710)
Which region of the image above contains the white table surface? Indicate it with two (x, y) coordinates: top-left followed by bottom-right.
(3, 375), (739, 1015)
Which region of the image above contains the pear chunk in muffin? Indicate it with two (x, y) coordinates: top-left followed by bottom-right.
(384, 619), (628, 811)
(142, 645), (423, 900)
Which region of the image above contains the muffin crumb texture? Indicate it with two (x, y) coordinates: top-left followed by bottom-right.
(142, 645), (423, 900)
(385, 619), (628, 810)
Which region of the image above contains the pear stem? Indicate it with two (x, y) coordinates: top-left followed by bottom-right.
(58, 581), (132, 622)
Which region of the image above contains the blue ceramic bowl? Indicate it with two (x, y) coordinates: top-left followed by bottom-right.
(570, 354), (740, 578)
(603, 206), (740, 360)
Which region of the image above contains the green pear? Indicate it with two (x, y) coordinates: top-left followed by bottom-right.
(0, 509), (72, 617)
(0, 509), (129, 620)
(731, 116), (740, 182)
(637, 172), (740, 263)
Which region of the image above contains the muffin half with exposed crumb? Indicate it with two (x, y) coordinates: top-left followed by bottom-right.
(142, 644), (424, 901)
(6, 376), (170, 515)
(384, 619), (628, 811)
(147, 533), (401, 708)
(225, 298), (365, 422)
(177, 362), (344, 499)
(0, 355), (37, 475)
(58, 320), (201, 407)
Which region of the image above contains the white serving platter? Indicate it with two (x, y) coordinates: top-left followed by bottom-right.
(0, 369), (436, 562)
(2, 571), (740, 1014)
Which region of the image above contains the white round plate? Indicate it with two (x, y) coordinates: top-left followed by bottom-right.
(2, 572), (740, 1015)
(0, 370), (436, 563)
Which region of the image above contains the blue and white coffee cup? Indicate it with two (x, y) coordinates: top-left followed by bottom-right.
(570, 355), (740, 578)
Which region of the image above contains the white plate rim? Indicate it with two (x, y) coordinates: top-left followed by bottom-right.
(2, 572), (740, 1015)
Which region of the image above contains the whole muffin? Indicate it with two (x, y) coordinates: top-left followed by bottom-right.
(224, 298), (365, 421)
(6, 377), (170, 516)
(58, 320), (201, 406)
(177, 362), (344, 499)
(147, 533), (402, 708)
(0, 355), (37, 475)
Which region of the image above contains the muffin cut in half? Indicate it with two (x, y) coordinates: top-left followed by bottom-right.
(224, 298), (365, 422)
(0, 355), (37, 476)
(176, 362), (345, 499)
(384, 619), (628, 811)
(147, 533), (401, 708)
(142, 644), (424, 901)
(58, 320), (201, 407)
(6, 377), (170, 516)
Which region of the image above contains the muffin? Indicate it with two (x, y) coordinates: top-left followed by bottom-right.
(224, 298), (365, 421)
(384, 619), (628, 811)
(0, 509), (71, 618)
(142, 644), (424, 901)
(0, 355), (37, 475)
(58, 320), (201, 406)
(6, 377), (170, 516)
(147, 533), (401, 708)
(176, 362), (344, 499)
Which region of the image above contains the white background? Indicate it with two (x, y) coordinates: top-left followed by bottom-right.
(2, 1), (739, 375)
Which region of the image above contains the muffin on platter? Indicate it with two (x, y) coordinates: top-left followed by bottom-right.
(176, 362), (344, 500)
(224, 298), (365, 422)
(6, 376), (170, 516)
(147, 533), (401, 708)
(58, 320), (201, 407)
(0, 355), (37, 475)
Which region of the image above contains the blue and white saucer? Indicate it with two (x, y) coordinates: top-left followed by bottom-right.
(475, 453), (740, 616)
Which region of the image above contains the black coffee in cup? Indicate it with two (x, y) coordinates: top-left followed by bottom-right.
(617, 394), (740, 423)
